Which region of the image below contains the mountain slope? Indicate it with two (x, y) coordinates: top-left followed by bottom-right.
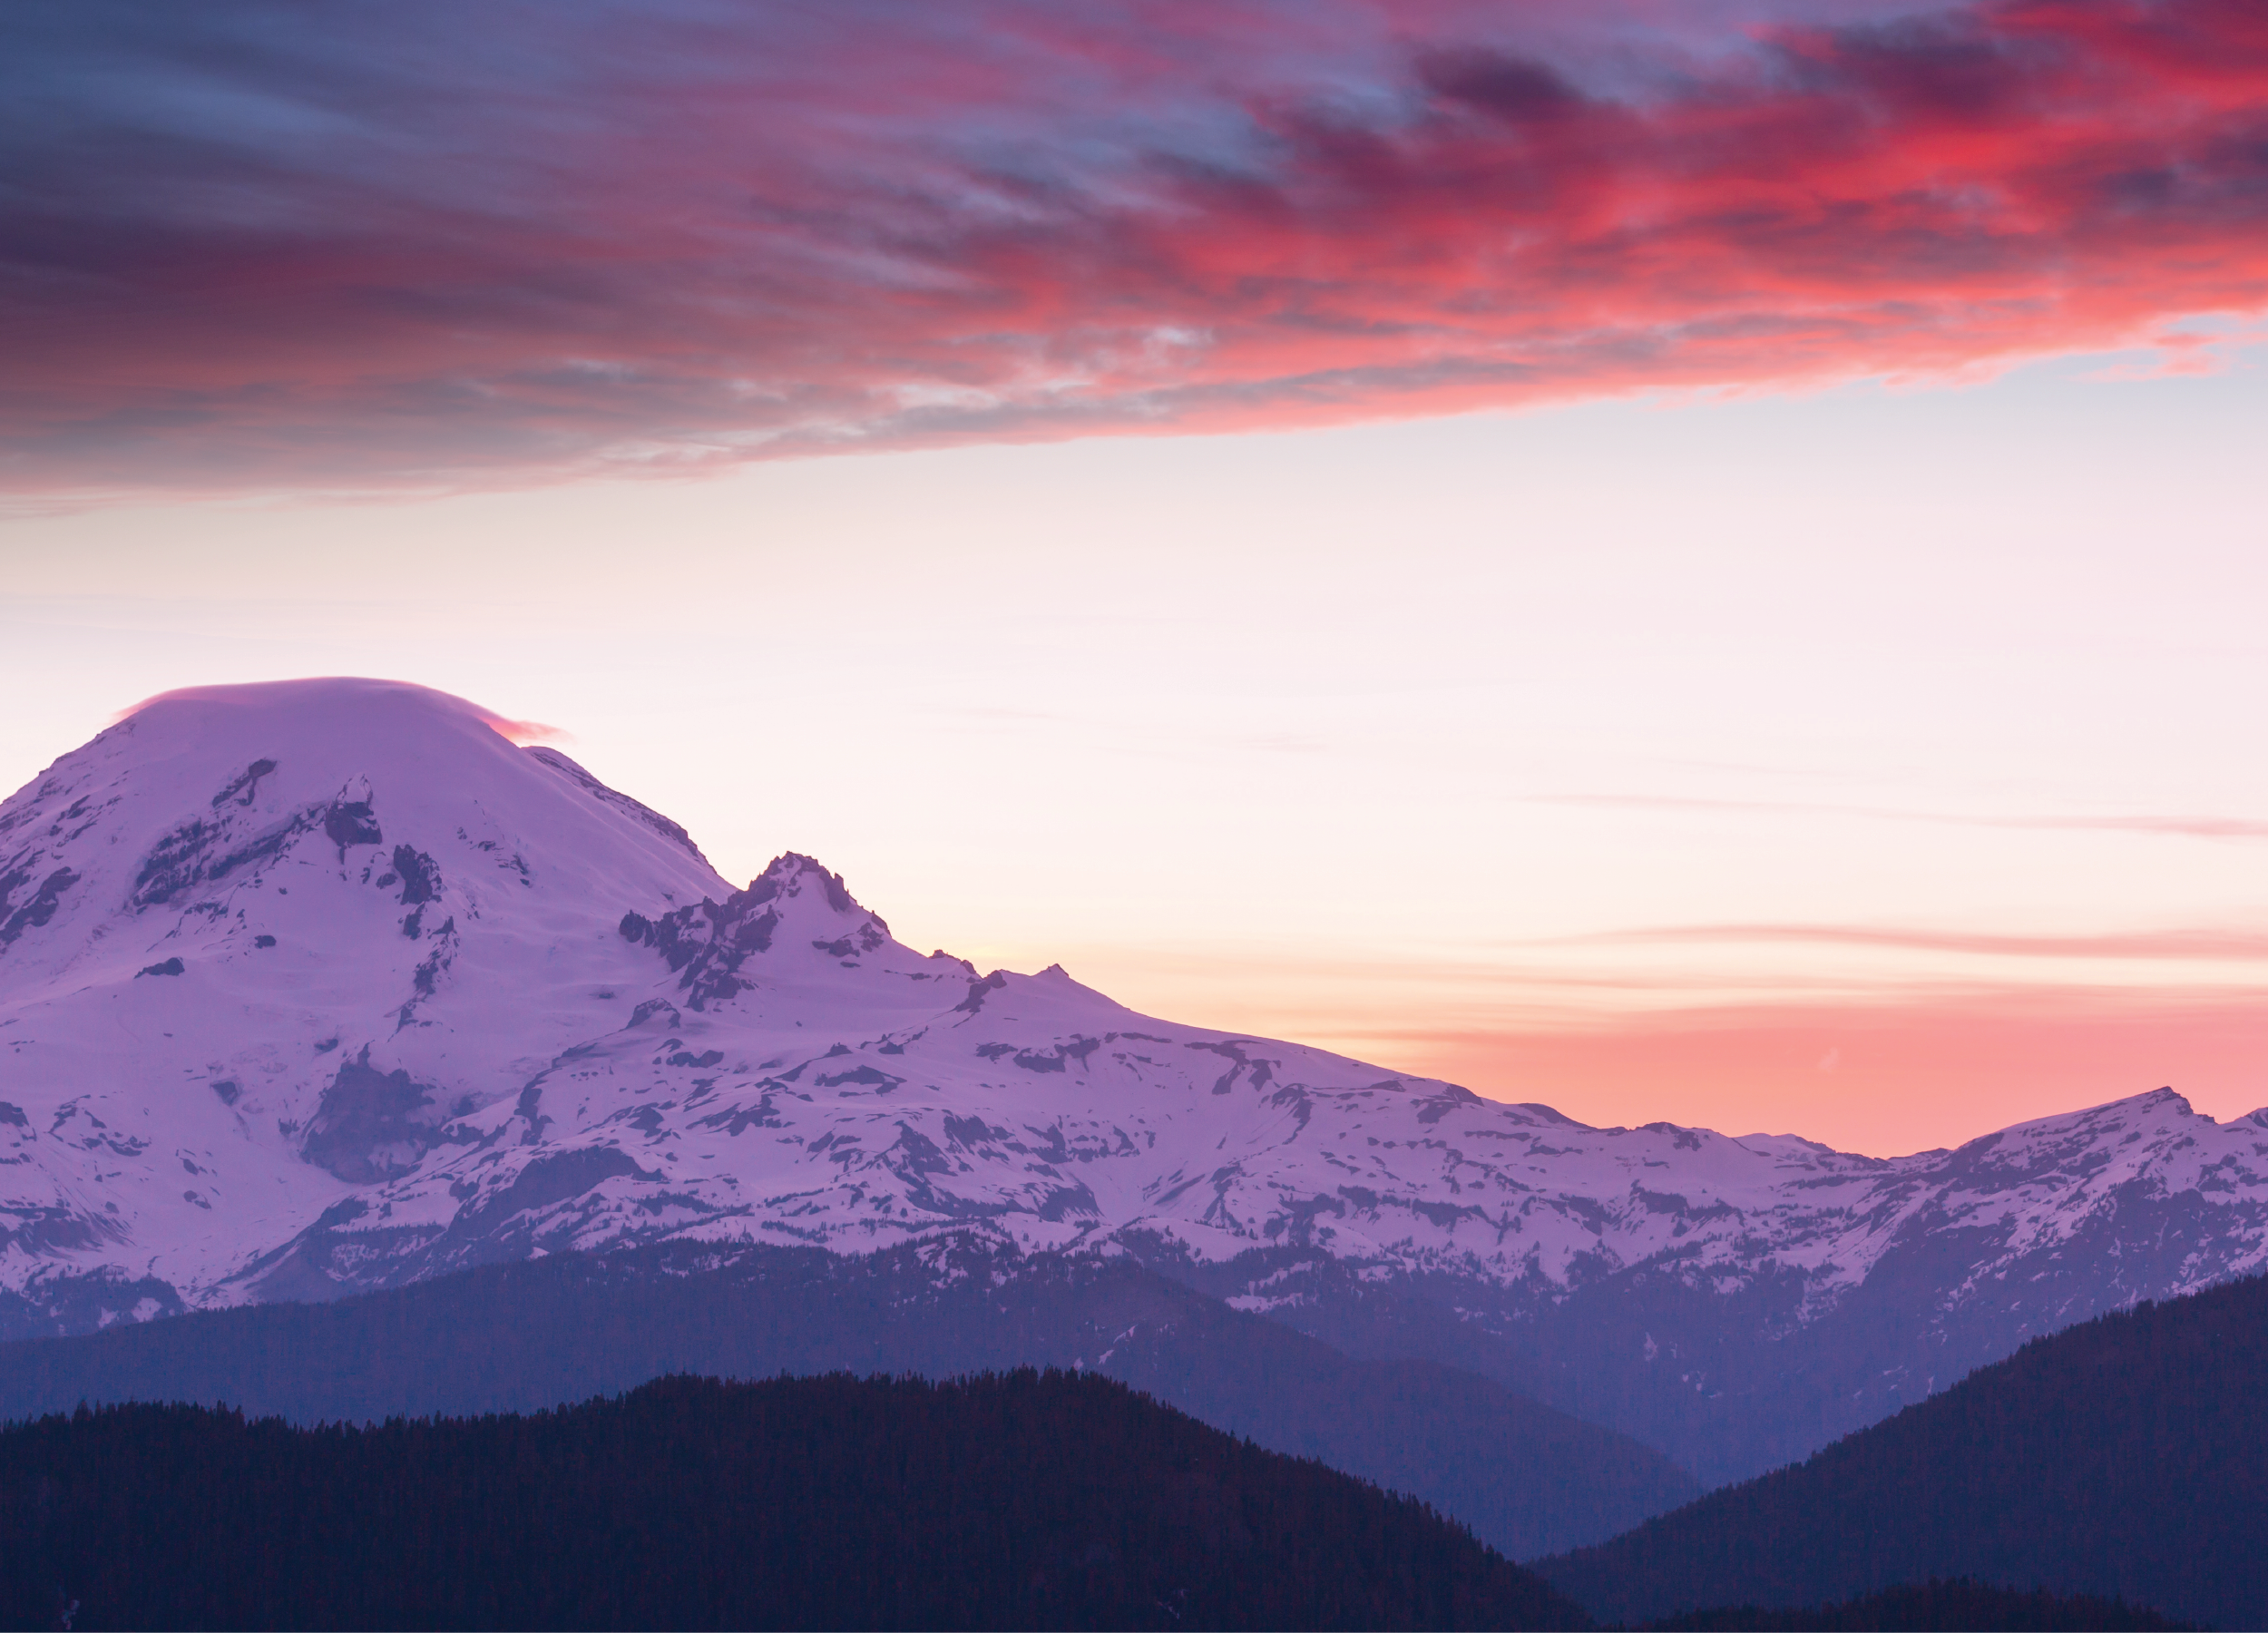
(0, 1370), (1592, 1632)
(1642, 1583), (2192, 1631)
(0, 1237), (1699, 1559)
(1535, 1273), (2268, 1629)
(7, 678), (2268, 1481)
(0, 1379), (2204, 1633)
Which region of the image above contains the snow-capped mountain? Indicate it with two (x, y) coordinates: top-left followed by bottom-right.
(5, 680), (2265, 1480)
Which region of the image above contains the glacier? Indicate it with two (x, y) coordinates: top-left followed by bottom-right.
(5, 677), (2266, 1481)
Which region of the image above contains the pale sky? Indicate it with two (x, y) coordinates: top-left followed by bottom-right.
(6, 347), (2265, 1155)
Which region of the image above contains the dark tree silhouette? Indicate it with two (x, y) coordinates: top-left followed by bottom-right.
(1542, 1275), (2268, 1629)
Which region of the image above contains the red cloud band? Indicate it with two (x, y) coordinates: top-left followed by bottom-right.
(4, 0), (2263, 494)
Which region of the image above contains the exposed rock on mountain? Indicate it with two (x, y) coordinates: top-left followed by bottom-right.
(5, 678), (2264, 1482)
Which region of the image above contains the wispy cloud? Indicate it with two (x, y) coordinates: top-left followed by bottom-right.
(111, 679), (566, 743)
(1530, 792), (2268, 840)
(5, 0), (2265, 494)
(1553, 923), (2268, 961)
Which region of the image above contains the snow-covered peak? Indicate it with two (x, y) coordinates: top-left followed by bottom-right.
(7, 679), (2268, 1396)
(0, 678), (730, 980)
(0, 678), (745, 1224)
(522, 746), (718, 875)
(1732, 1132), (1846, 1161)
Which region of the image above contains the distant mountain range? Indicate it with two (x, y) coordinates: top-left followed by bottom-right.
(1538, 1270), (2268, 1632)
(5, 678), (2267, 1485)
(0, 1237), (1695, 1560)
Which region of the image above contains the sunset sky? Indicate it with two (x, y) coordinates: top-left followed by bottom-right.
(5, 0), (2265, 1154)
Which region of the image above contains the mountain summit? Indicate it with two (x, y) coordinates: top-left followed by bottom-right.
(6, 679), (2268, 1482)
(0, 678), (1493, 1314)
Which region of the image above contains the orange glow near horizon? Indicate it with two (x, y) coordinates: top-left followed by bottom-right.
(1043, 934), (2268, 1156)
(1339, 996), (2268, 1157)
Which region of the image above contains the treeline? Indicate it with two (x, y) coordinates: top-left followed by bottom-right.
(1540, 1273), (2268, 1629)
(0, 1237), (1696, 1558)
(1638, 1579), (2195, 1630)
(0, 1368), (1589, 1631)
(0, 1302), (2224, 1631)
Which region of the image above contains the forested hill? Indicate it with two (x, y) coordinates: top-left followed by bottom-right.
(0, 1364), (2194, 1633)
(1537, 1273), (2268, 1629)
(0, 1237), (1696, 1559)
(0, 1368), (1589, 1632)
(1638, 1580), (2194, 1630)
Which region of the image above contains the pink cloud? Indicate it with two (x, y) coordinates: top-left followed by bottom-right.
(112, 680), (566, 745)
(5, 0), (2266, 494)
(1556, 924), (2268, 960)
(477, 715), (572, 747)
(1529, 793), (2268, 840)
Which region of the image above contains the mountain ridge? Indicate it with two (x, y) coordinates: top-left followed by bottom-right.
(4, 1361), (2195, 1633)
(0, 1234), (1700, 1560)
(0, 1368), (1592, 1631)
(1535, 1270), (2268, 1630)
(6, 678), (2267, 1481)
